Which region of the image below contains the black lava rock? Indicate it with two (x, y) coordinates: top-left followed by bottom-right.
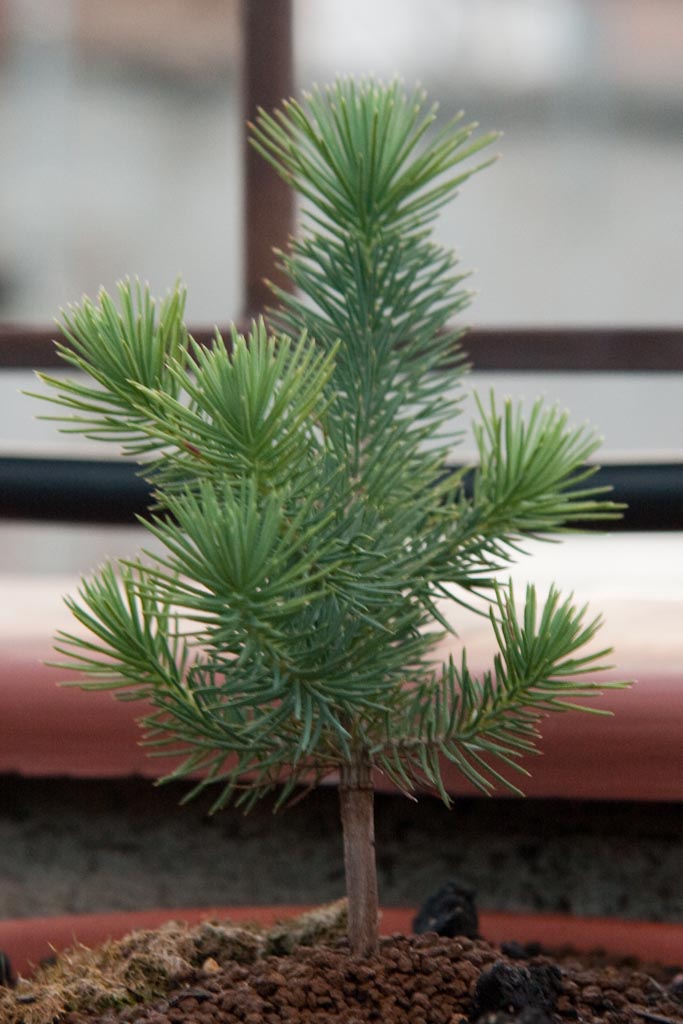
(471, 960), (562, 1022)
(528, 962), (562, 1012)
(413, 879), (479, 938)
(473, 962), (535, 1016)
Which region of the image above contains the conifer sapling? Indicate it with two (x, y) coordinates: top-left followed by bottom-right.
(35, 79), (627, 957)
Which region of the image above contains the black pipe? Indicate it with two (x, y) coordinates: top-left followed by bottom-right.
(0, 456), (682, 531)
(0, 457), (149, 524)
(583, 463), (683, 531)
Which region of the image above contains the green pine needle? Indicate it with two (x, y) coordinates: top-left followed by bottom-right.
(33, 77), (628, 809)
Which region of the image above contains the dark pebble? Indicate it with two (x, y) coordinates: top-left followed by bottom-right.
(472, 960), (561, 1021)
(413, 879), (479, 939)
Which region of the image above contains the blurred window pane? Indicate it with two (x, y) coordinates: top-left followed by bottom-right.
(0, 0), (242, 324)
(296, 0), (683, 326)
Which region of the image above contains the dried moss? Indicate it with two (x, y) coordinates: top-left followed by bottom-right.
(0, 902), (347, 1024)
(265, 898), (348, 955)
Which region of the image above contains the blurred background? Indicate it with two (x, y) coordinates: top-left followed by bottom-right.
(303, 0), (683, 328)
(1, 0), (682, 571)
(2, 0), (682, 325)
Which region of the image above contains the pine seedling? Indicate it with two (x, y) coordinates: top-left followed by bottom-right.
(35, 79), (627, 956)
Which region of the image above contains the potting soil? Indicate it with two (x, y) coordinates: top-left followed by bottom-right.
(3, 920), (681, 1024)
(60, 933), (683, 1024)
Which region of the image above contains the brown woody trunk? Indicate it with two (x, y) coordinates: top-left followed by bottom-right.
(339, 751), (379, 956)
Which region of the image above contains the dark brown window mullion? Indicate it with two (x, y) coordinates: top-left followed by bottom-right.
(240, 0), (295, 321)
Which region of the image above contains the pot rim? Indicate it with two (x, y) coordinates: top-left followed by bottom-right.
(1, 905), (681, 979)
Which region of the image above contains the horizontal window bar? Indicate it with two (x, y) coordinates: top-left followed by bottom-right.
(1, 325), (682, 372)
(1, 456), (681, 531)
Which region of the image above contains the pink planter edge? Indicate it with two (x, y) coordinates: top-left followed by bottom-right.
(1, 906), (681, 980)
(5, 655), (683, 801)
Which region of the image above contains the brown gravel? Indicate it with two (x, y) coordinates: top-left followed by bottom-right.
(59, 933), (683, 1024)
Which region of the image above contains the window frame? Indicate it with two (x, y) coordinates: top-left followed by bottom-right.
(0, 0), (681, 529)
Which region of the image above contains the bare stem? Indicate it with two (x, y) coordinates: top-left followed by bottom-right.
(339, 749), (379, 956)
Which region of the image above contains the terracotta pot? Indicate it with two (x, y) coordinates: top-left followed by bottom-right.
(1, 906), (682, 980)
(4, 533), (683, 799)
(3, 582), (683, 800)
